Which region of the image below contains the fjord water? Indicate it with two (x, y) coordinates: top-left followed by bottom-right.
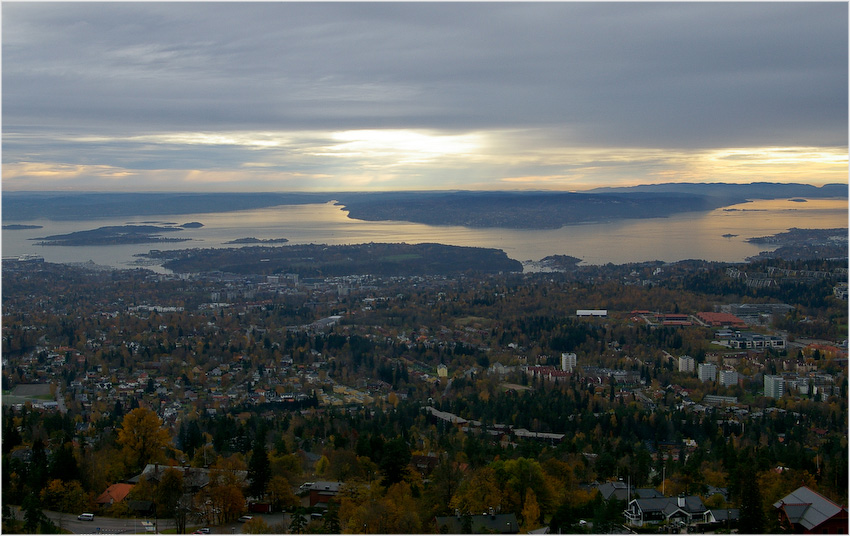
(2, 198), (847, 272)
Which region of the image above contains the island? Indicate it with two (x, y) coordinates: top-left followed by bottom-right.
(3, 224), (43, 230)
(224, 237), (289, 244)
(143, 242), (523, 276)
(31, 225), (192, 246)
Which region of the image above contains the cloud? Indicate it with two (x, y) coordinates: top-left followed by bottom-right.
(2, 2), (847, 191)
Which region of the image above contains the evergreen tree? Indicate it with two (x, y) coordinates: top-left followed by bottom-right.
(22, 492), (43, 533)
(289, 507), (307, 534)
(322, 501), (341, 534)
(738, 466), (765, 534)
(48, 440), (79, 483)
(247, 440), (270, 499)
(27, 439), (48, 492)
(379, 436), (411, 486)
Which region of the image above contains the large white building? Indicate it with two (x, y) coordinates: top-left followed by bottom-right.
(561, 352), (577, 372)
(576, 309), (608, 317)
(764, 375), (785, 399)
(698, 363), (717, 383)
(678, 355), (696, 373)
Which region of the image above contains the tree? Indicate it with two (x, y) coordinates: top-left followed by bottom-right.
(40, 480), (68, 512)
(423, 458), (464, 517)
(242, 517), (270, 534)
(207, 483), (245, 524)
(156, 467), (185, 533)
(379, 436), (411, 486)
(247, 442), (270, 498)
(47, 441), (80, 483)
(22, 492), (45, 533)
(450, 466), (501, 515)
(117, 408), (170, 473)
(521, 489), (541, 532)
(738, 466), (765, 534)
(267, 475), (299, 511)
(289, 507), (307, 534)
(323, 501), (341, 534)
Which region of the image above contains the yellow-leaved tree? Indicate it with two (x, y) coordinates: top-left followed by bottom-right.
(117, 407), (171, 474)
(521, 489), (541, 532)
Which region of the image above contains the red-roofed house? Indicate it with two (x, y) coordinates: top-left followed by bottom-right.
(96, 483), (134, 507)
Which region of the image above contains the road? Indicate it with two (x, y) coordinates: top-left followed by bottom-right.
(9, 507), (291, 535)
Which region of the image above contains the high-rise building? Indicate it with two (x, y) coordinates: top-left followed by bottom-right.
(764, 375), (785, 399)
(719, 369), (739, 387)
(561, 352), (577, 372)
(698, 363), (717, 383)
(678, 355), (696, 373)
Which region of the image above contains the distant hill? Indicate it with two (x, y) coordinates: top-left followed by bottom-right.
(335, 190), (720, 229)
(334, 183), (846, 229)
(586, 182), (847, 200)
(1, 191), (328, 221)
(4, 183), (844, 229)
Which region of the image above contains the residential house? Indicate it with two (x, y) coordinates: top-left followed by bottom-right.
(96, 483), (134, 507)
(624, 494), (709, 527)
(127, 464), (225, 494)
(773, 486), (848, 534)
(307, 481), (342, 509)
(596, 481), (663, 502)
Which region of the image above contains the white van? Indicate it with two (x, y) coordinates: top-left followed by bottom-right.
(78, 513), (94, 521)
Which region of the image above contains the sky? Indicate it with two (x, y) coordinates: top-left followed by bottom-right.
(2, 2), (848, 192)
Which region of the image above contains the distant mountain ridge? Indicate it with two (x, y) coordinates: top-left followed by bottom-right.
(587, 182), (847, 199)
(3, 182), (845, 229)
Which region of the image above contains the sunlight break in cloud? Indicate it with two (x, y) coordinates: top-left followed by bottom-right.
(3, 162), (134, 180)
(318, 130), (485, 165)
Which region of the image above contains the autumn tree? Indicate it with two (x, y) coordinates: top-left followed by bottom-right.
(242, 517), (270, 534)
(156, 467), (186, 533)
(117, 408), (171, 473)
(267, 476), (299, 512)
(521, 489), (541, 532)
(205, 454), (248, 524)
(422, 458), (464, 518)
(450, 466), (501, 515)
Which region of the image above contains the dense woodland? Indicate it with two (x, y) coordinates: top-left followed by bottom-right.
(1, 256), (847, 533)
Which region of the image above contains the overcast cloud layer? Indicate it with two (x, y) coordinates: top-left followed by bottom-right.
(3, 2), (847, 192)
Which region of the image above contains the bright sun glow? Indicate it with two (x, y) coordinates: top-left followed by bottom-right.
(319, 130), (484, 164)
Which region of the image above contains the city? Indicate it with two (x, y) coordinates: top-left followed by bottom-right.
(2, 254), (847, 533)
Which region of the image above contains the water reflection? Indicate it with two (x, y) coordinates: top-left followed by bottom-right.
(2, 198), (846, 270)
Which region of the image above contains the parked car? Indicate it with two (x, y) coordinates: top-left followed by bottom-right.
(237, 515), (253, 523)
(78, 513), (95, 521)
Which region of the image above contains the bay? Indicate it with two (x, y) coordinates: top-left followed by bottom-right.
(2, 197), (847, 272)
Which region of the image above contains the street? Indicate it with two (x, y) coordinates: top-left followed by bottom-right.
(11, 508), (291, 534)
